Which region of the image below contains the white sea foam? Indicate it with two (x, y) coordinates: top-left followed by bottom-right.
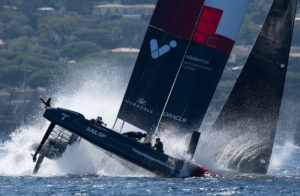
(155, 127), (191, 160)
(0, 60), (153, 177)
(268, 141), (298, 175)
(194, 125), (299, 176)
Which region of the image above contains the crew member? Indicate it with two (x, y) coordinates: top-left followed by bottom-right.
(95, 116), (107, 126)
(154, 138), (164, 153)
(123, 131), (147, 141)
(90, 118), (96, 126)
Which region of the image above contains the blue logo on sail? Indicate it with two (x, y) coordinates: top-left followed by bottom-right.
(150, 39), (177, 59)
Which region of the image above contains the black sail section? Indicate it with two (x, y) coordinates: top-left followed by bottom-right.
(212, 0), (298, 173)
(118, 27), (188, 132)
(117, 0), (205, 132)
(160, 43), (229, 134)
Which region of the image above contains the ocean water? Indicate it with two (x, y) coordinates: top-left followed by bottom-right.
(0, 62), (299, 195)
(0, 145), (299, 196)
(0, 172), (299, 196)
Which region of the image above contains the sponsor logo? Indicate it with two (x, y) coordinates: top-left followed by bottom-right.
(61, 113), (70, 120)
(163, 112), (188, 123)
(183, 55), (212, 72)
(86, 127), (106, 138)
(185, 55), (210, 65)
(136, 98), (147, 106)
(150, 39), (177, 59)
(132, 148), (174, 170)
(125, 99), (153, 114)
(281, 64), (286, 68)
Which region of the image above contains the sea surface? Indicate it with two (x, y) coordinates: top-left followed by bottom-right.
(0, 174), (299, 196)
(0, 139), (299, 196)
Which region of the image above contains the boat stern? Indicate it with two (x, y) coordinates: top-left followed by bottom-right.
(179, 161), (214, 177)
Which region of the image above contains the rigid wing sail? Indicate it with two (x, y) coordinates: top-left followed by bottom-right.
(116, 0), (250, 138)
(212, 0), (298, 173)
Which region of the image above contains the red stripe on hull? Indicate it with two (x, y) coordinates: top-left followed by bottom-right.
(192, 6), (234, 54)
(186, 162), (215, 177)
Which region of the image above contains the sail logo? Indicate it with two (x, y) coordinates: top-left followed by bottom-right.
(125, 99), (153, 114)
(163, 112), (188, 123)
(150, 39), (177, 59)
(136, 98), (147, 105)
(61, 113), (70, 120)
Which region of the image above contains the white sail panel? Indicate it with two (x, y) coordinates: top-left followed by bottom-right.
(205, 0), (250, 40)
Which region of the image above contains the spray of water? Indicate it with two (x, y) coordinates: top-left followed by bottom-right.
(155, 127), (191, 160)
(0, 59), (153, 177)
(194, 124), (299, 176)
(268, 141), (298, 175)
(194, 128), (236, 173)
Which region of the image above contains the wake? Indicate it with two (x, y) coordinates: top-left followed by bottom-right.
(194, 128), (300, 176)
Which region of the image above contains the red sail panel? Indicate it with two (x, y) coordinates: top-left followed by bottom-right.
(192, 6), (234, 54)
(159, 1), (250, 134)
(150, 0), (205, 41)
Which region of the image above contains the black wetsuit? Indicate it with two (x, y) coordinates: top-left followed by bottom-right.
(154, 141), (164, 153)
(91, 119), (106, 126)
(123, 132), (145, 140)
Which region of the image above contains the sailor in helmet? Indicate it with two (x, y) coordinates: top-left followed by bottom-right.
(93, 116), (107, 126)
(154, 137), (164, 153)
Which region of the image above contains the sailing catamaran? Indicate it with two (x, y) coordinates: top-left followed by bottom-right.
(32, 0), (297, 176)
